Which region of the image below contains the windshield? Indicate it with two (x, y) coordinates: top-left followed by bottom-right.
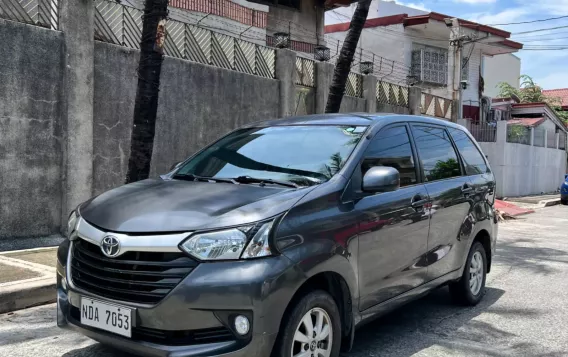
(174, 125), (367, 186)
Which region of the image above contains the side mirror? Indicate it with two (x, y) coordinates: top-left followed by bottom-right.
(170, 161), (183, 171)
(362, 166), (400, 193)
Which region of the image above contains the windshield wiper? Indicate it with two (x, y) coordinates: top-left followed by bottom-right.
(232, 176), (300, 188)
(173, 173), (234, 184)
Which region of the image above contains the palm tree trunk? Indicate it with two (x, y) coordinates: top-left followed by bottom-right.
(325, 0), (372, 113)
(125, 0), (169, 184)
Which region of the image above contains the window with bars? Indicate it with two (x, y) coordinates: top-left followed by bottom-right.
(461, 57), (469, 81)
(411, 45), (448, 86)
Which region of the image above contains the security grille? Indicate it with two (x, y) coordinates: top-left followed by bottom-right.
(346, 72), (363, 98)
(376, 81), (409, 108)
(0, 0), (59, 29)
(420, 93), (453, 120)
(411, 45), (448, 86)
(295, 57), (315, 87)
(94, 0), (275, 79)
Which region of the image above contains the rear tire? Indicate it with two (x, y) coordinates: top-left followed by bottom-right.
(273, 290), (342, 357)
(449, 242), (487, 306)
(561, 199), (568, 205)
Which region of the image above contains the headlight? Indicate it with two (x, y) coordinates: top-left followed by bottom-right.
(67, 211), (79, 238)
(180, 221), (275, 261)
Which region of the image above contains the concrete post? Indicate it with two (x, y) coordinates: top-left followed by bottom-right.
(530, 127), (535, 146)
(59, 0), (94, 221)
(457, 118), (469, 131)
(493, 121), (508, 197)
(315, 61), (334, 114)
(408, 87), (422, 115)
(275, 49), (297, 117)
(363, 74), (377, 113)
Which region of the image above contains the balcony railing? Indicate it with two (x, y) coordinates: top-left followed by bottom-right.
(170, 0), (267, 28)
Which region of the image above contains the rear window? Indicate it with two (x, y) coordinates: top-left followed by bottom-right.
(448, 128), (489, 175)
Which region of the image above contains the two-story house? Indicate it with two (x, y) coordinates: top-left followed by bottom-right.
(324, 0), (523, 121)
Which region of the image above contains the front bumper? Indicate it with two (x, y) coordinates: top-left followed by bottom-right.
(56, 241), (304, 357)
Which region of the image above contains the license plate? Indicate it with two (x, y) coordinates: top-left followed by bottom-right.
(80, 297), (132, 338)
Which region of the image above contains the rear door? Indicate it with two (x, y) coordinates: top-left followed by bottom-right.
(410, 124), (473, 281)
(355, 124), (431, 311)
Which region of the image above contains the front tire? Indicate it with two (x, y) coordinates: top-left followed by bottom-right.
(561, 198), (568, 205)
(449, 242), (487, 306)
(273, 290), (342, 357)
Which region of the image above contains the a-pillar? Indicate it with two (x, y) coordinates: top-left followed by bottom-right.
(275, 49), (297, 117)
(59, 0), (94, 223)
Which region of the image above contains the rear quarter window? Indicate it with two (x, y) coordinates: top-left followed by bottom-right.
(448, 128), (489, 176)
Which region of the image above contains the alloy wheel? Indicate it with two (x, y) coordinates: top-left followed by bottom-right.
(291, 307), (333, 357)
(469, 251), (484, 295)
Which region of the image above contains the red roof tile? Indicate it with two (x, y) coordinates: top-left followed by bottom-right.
(325, 12), (521, 50)
(543, 88), (568, 108)
(507, 117), (546, 127)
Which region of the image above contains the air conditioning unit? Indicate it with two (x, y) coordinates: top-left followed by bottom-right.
(411, 47), (449, 86)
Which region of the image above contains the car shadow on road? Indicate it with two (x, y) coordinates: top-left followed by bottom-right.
(342, 286), (506, 357)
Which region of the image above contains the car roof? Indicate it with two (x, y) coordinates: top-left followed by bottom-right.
(246, 113), (464, 130)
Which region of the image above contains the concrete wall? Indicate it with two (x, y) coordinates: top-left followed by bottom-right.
(92, 42), (280, 194)
(0, 20), (65, 238)
(340, 96), (367, 113)
(267, 0), (321, 44)
(483, 54), (520, 99)
(479, 141), (567, 197)
(377, 102), (410, 114)
(468, 120), (568, 197)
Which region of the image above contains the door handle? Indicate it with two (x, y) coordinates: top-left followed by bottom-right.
(461, 184), (474, 195)
(411, 195), (429, 208)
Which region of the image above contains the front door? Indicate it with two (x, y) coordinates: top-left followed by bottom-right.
(410, 125), (473, 281)
(355, 125), (431, 311)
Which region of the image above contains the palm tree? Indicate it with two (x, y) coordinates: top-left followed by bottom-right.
(125, 0), (169, 184)
(325, 0), (372, 113)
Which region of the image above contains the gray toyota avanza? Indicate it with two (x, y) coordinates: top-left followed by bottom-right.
(57, 113), (497, 357)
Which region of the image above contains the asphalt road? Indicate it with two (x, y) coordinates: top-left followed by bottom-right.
(2, 205), (568, 357)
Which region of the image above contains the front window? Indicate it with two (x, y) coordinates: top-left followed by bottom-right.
(175, 125), (367, 186)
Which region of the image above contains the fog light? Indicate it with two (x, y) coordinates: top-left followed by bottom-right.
(234, 315), (250, 335)
(61, 277), (68, 290)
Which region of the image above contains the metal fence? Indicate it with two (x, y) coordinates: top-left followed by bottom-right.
(295, 57), (315, 87)
(346, 72), (363, 98)
(94, 0), (275, 79)
(507, 125), (531, 145)
(547, 130), (557, 148)
(559, 131), (566, 150)
(533, 127), (545, 147)
(468, 121), (497, 143)
(0, 0), (59, 29)
(376, 81), (409, 108)
(420, 93), (452, 120)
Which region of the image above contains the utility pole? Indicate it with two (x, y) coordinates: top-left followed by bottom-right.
(448, 18), (463, 122)
(125, 0), (169, 184)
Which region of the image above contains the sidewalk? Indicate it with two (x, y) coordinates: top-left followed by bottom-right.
(0, 247), (57, 314)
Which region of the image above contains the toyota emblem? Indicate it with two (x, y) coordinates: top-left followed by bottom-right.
(101, 235), (121, 258)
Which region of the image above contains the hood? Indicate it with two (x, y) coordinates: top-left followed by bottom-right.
(80, 179), (314, 233)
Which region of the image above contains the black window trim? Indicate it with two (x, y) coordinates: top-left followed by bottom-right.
(409, 123), (465, 183)
(354, 123), (423, 192)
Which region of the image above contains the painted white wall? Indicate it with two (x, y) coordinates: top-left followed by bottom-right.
(482, 54), (521, 99)
(473, 121), (567, 197)
(479, 141), (566, 197)
(461, 45), (482, 107)
(325, 0), (427, 25)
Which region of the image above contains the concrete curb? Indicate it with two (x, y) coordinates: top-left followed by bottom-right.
(0, 277), (56, 314)
(542, 198), (561, 207)
(0, 249), (57, 314)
